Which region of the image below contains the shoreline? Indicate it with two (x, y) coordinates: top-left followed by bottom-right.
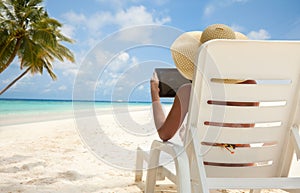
(0, 104), (158, 126)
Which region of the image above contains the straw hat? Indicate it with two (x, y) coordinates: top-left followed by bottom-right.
(171, 24), (248, 80)
(235, 31), (248, 40)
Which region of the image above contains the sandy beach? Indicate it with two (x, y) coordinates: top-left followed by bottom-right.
(0, 105), (299, 193)
(0, 105), (175, 193)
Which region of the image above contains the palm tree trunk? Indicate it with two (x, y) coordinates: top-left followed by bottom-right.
(0, 67), (31, 95)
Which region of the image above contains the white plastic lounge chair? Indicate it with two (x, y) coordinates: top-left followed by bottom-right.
(135, 40), (300, 193)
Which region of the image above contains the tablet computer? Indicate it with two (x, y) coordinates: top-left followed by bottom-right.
(155, 68), (191, 98)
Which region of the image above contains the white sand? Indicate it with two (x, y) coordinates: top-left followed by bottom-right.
(0, 106), (299, 193)
(0, 106), (173, 193)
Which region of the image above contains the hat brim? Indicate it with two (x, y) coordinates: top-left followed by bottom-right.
(171, 31), (202, 80)
(171, 31), (248, 80)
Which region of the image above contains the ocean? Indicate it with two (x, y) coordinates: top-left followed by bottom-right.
(0, 98), (159, 126)
(0, 98), (154, 115)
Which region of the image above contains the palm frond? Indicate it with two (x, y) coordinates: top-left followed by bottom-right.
(0, 1), (16, 21)
(31, 28), (56, 47)
(55, 32), (75, 44)
(0, 38), (15, 62)
(0, 31), (17, 73)
(43, 59), (57, 80)
(56, 44), (75, 63)
(41, 17), (62, 27)
(27, 0), (43, 7)
(0, 0), (75, 94)
(19, 36), (36, 69)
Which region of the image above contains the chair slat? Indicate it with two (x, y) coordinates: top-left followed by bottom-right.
(201, 41), (300, 80)
(198, 103), (289, 123)
(200, 83), (293, 101)
(201, 145), (279, 163)
(200, 126), (285, 144)
(204, 166), (277, 178)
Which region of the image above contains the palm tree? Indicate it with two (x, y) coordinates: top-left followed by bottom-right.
(0, 0), (75, 95)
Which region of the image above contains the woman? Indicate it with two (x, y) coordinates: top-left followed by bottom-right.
(150, 24), (255, 142)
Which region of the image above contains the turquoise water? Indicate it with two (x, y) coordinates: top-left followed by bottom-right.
(0, 98), (152, 116)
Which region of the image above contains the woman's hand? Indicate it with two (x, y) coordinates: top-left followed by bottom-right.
(150, 72), (160, 102)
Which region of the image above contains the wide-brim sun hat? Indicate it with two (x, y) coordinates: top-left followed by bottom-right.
(235, 31), (249, 40)
(171, 24), (248, 81)
(171, 31), (202, 81)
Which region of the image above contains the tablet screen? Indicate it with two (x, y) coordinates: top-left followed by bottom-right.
(155, 68), (191, 97)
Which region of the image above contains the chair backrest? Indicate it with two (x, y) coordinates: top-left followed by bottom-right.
(185, 40), (300, 178)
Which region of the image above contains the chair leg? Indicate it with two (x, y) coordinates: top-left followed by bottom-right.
(135, 147), (143, 182)
(174, 151), (192, 193)
(145, 148), (161, 193)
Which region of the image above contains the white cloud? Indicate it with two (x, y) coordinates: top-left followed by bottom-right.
(63, 6), (171, 100)
(63, 11), (86, 24)
(93, 49), (115, 67)
(105, 52), (133, 73)
(138, 84), (144, 90)
(61, 5), (171, 54)
(63, 5), (170, 38)
(61, 24), (76, 38)
(247, 29), (271, 40)
(53, 59), (79, 77)
(43, 88), (51, 93)
(92, 50), (145, 99)
(85, 12), (113, 34)
(118, 52), (130, 62)
(116, 27), (155, 44)
(115, 6), (154, 27)
(116, 6), (170, 27)
(58, 85), (67, 91)
(230, 24), (245, 33)
(73, 48), (138, 99)
(62, 68), (78, 77)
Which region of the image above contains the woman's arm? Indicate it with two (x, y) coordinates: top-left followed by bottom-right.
(150, 72), (166, 130)
(150, 72), (191, 141)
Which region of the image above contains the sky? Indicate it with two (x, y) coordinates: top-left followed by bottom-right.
(1, 0), (300, 102)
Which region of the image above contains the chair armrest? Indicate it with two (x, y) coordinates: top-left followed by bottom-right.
(150, 140), (186, 159)
(291, 125), (300, 160)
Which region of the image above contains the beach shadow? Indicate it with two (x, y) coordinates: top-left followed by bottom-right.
(0, 161), (47, 173)
(24, 176), (58, 185)
(0, 154), (35, 173)
(0, 154), (31, 164)
(57, 170), (86, 181)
